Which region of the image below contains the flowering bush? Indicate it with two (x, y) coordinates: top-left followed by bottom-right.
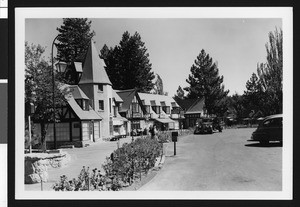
(53, 166), (123, 191)
(53, 137), (162, 191)
(104, 138), (162, 185)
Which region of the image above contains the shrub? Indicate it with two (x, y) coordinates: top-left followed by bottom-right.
(53, 137), (162, 191)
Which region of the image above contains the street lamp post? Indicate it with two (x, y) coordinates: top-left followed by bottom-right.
(51, 35), (59, 149)
(51, 36), (67, 149)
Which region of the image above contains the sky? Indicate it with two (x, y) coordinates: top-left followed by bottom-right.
(25, 18), (281, 96)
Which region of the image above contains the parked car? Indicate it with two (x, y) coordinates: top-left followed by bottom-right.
(194, 118), (213, 134)
(212, 117), (223, 132)
(249, 114), (282, 144)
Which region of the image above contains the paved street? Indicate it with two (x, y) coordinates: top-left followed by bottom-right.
(139, 128), (282, 191)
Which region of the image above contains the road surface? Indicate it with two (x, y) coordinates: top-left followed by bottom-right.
(139, 128), (282, 191)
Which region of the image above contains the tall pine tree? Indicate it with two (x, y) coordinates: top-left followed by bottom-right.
(243, 73), (264, 116)
(55, 18), (95, 63)
(100, 31), (155, 92)
(55, 18), (95, 85)
(152, 74), (164, 95)
(184, 49), (229, 116)
(257, 28), (282, 115)
(175, 85), (185, 100)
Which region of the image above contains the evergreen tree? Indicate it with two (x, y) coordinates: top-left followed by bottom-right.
(175, 85), (185, 99)
(100, 31), (155, 92)
(152, 74), (164, 95)
(227, 93), (247, 120)
(243, 73), (264, 115)
(25, 42), (68, 151)
(184, 49), (229, 116)
(55, 18), (95, 84)
(257, 28), (282, 114)
(56, 18), (95, 63)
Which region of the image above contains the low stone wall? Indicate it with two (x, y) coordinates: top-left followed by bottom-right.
(25, 151), (70, 184)
(46, 141), (84, 149)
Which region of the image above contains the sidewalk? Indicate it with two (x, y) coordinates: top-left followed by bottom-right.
(25, 136), (139, 191)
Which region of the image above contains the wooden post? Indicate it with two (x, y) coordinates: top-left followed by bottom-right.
(28, 115), (32, 153)
(174, 141), (176, 156)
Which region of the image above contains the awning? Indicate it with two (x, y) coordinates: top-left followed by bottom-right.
(154, 118), (175, 124)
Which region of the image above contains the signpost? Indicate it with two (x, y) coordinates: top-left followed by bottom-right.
(27, 103), (35, 153)
(171, 131), (178, 156)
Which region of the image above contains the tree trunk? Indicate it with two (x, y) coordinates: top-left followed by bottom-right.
(40, 122), (47, 152)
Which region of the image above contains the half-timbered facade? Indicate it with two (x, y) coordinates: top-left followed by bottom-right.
(175, 97), (207, 128)
(116, 89), (184, 132)
(33, 85), (102, 148)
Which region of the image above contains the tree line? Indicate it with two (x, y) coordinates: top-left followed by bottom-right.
(226, 28), (282, 120)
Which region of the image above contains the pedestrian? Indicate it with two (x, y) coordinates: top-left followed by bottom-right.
(153, 125), (158, 141)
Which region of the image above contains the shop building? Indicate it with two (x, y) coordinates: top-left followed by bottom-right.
(33, 85), (102, 148)
(175, 97), (207, 128)
(116, 89), (184, 132)
(78, 40), (128, 140)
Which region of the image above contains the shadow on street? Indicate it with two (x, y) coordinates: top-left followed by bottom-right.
(245, 142), (282, 148)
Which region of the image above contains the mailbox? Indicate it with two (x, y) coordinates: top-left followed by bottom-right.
(171, 131), (178, 142)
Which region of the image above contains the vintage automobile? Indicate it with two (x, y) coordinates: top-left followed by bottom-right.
(194, 118), (213, 134)
(249, 114), (282, 144)
(212, 117), (223, 132)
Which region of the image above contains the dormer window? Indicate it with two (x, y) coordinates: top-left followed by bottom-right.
(98, 84), (103, 92)
(76, 99), (89, 111)
(152, 106), (161, 114)
(162, 106), (170, 114)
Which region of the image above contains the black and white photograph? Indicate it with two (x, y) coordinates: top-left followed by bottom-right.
(15, 7), (293, 199)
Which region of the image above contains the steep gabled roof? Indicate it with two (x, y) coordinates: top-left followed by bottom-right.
(174, 97), (196, 111)
(112, 89), (123, 103)
(68, 85), (89, 100)
(115, 89), (137, 113)
(67, 96), (102, 120)
(138, 93), (180, 108)
(185, 98), (205, 114)
(79, 39), (112, 85)
(63, 85), (102, 120)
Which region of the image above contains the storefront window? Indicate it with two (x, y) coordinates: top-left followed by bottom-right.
(132, 120), (140, 130)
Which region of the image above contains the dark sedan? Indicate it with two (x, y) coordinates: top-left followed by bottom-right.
(249, 114), (282, 144)
(194, 119), (213, 134)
